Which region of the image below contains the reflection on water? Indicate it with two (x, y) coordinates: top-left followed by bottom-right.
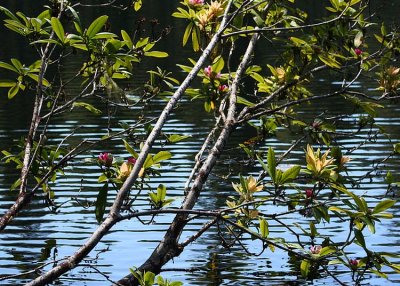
(0, 1), (400, 286)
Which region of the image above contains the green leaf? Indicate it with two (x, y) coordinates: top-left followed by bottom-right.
(73, 102), (102, 115)
(0, 6), (19, 21)
(8, 84), (19, 99)
(259, 218), (269, 238)
(354, 228), (366, 249)
(300, 259), (310, 277)
(27, 73), (51, 87)
(191, 25), (200, 51)
(0, 61), (19, 73)
(98, 173), (108, 183)
(267, 147), (276, 182)
(10, 178), (21, 191)
(143, 154), (154, 169)
(362, 216), (376, 233)
(123, 139), (138, 158)
(0, 80), (16, 87)
(144, 51), (169, 58)
(157, 184), (167, 201)
(372, 199), (396, 214)
(51, 17), (65, 42)
(310, 222), (318, 237)
(86, 15), (108, 39)
(167, 134), (191, 143)
(281, 165), (300, 183)
(133, 0), (143, 11)
(183, 22), (193, 47)
(386, 171), (393, 184)
(95, 183), (108, 223)
(212, 56), (224, 74)
(319, 246), (336, 257)
(237, 96), (255, 107)
(153, 151), (172, 164)
(121, 29), (133, 48)
(143, 271), (155, 286)
(394, 143), (400, 154)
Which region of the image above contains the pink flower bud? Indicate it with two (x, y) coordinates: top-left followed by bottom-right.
(305, 189), (313, 199)
(204, 65), (221, 79)
(218, 84), (229, 93)
(189, 0), (204, 6)
(310, 245), (322, 254)
(354, 48), (362, 56)
(98, 152), (113, 167)
(127, 157), (137, 165)
(349, 259), (359, 268)
(204, 65), (212, 77)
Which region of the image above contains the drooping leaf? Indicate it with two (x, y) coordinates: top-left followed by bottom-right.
(394, 143), (400, 154)
(300, 259), (310, 277)
(73, 102), (102, 115)
(27, 73), (50, 87)
(167, 134), (191, 143)
(8, 84), (19, 99)
(354, 228), (366, 249)
(123, 139), (138, 158)
(95, 183), (108, 223)
(267, 147), (276, 181)
(259, 218), (269, 238)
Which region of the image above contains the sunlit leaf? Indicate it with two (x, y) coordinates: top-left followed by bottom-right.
(51, 17), (65, 42)
(86, 15), (108, 39)
(73, 102), (102, 115)
(372, 199), (396, 214)
(259, 218), (269, 238)
(167, 134), (191, 143)
(144, 51), (169, 58)
(300, 259), (310, 277)
(153, 151), (172, 164)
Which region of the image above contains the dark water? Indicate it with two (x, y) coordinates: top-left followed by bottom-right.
(0, 1), (400, 285)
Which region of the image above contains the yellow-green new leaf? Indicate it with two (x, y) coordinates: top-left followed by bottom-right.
(372, 199), (396, 214)
(144, 51), (168, 58)
(73, 102), (102, 115)
(300, 260), (310, 278)
(153, 151), (172, 164)
(259, 218), (269, 238)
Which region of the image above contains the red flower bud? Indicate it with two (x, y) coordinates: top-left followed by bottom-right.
(127, 157), (137, 165)
(349, 259), (359, 268)
(98, 152), (113, 167)
(218, 84), (229, 93)
(305, 189), (313, 199)
(354, 48), (362, 56)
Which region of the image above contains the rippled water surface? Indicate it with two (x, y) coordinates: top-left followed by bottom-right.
(0, 1), (400, 286)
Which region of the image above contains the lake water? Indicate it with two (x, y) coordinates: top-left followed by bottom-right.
(0, 1), (399, 286)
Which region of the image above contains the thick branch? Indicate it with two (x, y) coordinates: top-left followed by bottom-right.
(24, 2), (235, 286)
(116, 30), (261, 286)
